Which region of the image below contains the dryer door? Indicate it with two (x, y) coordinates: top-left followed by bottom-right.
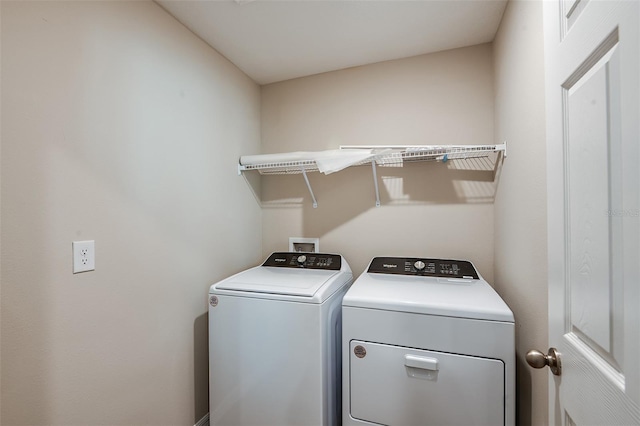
(349, 341), (504, 426)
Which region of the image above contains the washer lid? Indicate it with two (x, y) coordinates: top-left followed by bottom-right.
(213, 253), (351, 300)
(343, 271), (514, 322)
(216, 267), (341, 297)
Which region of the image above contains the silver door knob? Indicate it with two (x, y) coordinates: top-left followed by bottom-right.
(526, 347), (561, 376)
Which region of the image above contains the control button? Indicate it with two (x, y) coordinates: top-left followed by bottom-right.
(297, 255), (307, 264)
(414, 260), (426, 271)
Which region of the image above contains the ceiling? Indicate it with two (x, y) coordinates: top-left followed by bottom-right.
(157, 0), (508, 85)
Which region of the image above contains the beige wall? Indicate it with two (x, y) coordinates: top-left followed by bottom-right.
(0, 1), (3, 423)
(493, 1), (548, 425)
(261, 44), (497, 279)
(1, 1), (550, 424)
(0, 1), (261, 425)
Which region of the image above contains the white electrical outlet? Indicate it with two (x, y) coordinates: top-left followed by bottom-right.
(73, 240), (95, 273)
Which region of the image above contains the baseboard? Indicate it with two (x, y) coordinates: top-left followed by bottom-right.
(194, 412), (209, 426)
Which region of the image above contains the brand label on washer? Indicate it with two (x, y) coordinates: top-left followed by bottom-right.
(354, 345), (367, 358)
(209, 295), (219, 307)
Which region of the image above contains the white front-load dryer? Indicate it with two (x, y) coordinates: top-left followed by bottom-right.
(209, 252), (352, 426)
(342, 257), (515, 426)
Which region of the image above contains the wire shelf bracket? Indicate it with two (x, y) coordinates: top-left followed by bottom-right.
(301, 168), (318, 208)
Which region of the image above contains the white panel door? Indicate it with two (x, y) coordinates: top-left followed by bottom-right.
(544, 0), (639, 424)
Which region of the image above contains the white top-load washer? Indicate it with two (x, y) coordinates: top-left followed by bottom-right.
(209, 252), (352, 426)
(342, 257), (515, 426)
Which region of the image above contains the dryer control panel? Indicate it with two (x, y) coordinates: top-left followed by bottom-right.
(367, 257), (479, 279)
(262, 252), (342, 270)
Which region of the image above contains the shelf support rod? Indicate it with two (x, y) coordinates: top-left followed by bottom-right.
(371, 161), (381, 207)
(301, 168), (318, 208)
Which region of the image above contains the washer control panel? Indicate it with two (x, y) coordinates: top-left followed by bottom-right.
(262, 252), (341, 270)
(367, 257), (479, 279)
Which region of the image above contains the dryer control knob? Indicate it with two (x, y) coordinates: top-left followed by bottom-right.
(414, 260), (426, 271)
(297, 255), (307, 264)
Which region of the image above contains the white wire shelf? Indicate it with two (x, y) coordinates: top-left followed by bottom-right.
(239, 159), (321, 175)
(238, 143), (506, 208)
(238, 143), (506, 175)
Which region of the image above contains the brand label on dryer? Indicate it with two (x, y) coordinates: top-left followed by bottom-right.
(354, 345), (367, 358)
(209, 295), (219, 307)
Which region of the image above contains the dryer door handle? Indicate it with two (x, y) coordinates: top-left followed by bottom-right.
(404, 355), (439, 371)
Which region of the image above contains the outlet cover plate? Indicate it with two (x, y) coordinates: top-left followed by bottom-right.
(73, 240), (95, 273)
(289, 237), (319, 253)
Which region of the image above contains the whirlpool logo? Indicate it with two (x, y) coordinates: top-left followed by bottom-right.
(383, 264), (397, 269)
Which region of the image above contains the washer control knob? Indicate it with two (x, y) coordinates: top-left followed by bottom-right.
(414, 260), (426, 271)
(297, 255), (307, 265)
